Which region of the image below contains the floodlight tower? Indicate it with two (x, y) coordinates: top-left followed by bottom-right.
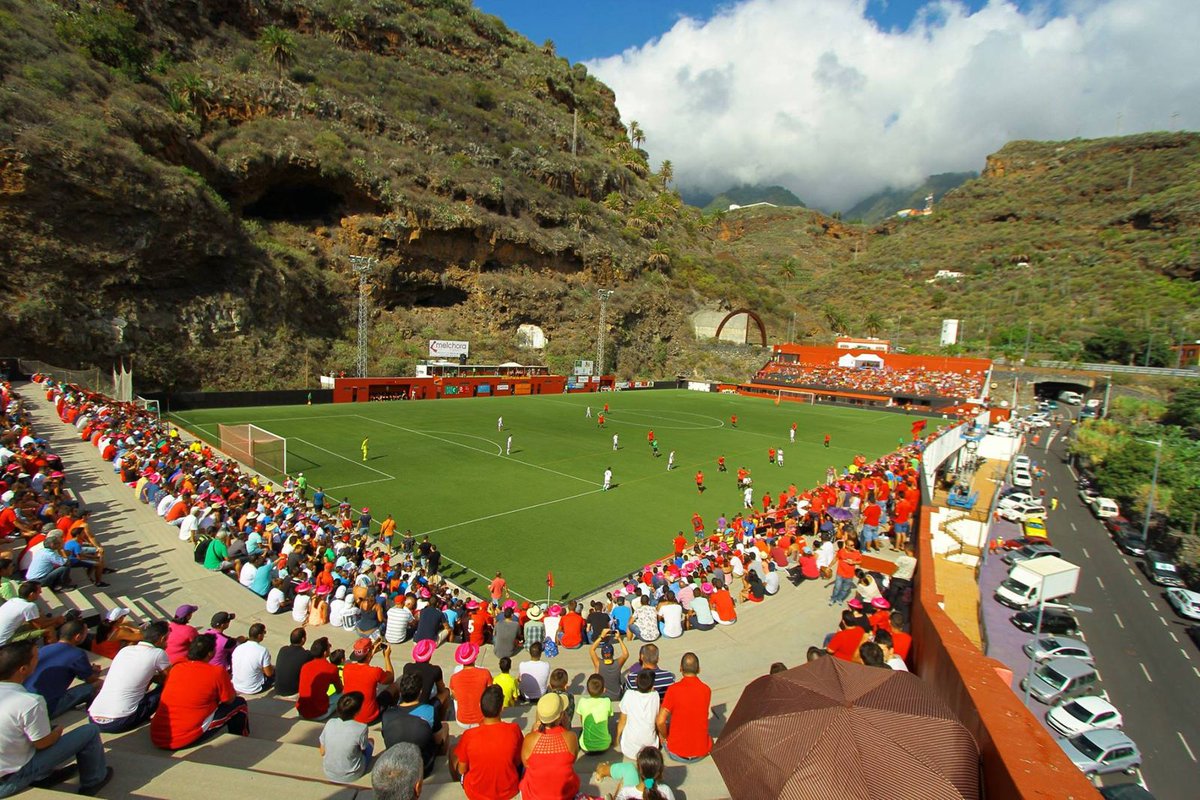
(349, 256), (378, 378)
(596, 289), (615, 376)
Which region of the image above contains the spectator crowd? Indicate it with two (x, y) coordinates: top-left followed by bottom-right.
(0, 374), (930, 799)
(755, 360), (986, 400)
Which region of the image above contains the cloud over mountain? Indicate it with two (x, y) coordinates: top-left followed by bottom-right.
(587, 0), (1200, 210)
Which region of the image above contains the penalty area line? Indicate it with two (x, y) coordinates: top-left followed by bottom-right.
(293, 437), (395, 479)
(420, 488), (603, 537)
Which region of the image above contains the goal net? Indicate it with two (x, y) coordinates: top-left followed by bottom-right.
(775, 388), (816, 405)
(217, 423), (287, 481)
(135, 396), (160, 419)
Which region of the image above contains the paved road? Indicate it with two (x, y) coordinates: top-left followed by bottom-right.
(1038, 425), (1200, 800)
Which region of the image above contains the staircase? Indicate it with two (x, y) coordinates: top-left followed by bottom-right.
(938, 511), (984, 561)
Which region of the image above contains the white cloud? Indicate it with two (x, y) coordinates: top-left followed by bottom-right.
(586, 0), (1200, 210)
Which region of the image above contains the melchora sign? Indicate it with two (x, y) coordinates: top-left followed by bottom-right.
(429, 339), (470, 358)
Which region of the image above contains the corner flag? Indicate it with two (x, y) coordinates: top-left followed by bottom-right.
(546, 571), (555, 588)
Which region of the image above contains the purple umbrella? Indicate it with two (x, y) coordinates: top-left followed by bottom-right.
(826, 507), (853, 522)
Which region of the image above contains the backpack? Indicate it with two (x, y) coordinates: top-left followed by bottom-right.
(542, 640), (559, 658)
(193, 537), (212, 564)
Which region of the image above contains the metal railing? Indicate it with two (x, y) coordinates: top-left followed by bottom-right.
(1032, 360), (1199, 378)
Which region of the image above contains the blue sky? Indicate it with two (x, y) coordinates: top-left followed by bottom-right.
(474, 0), (1030, 63)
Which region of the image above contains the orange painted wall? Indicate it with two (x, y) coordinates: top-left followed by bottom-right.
(772, 344), (992, 375)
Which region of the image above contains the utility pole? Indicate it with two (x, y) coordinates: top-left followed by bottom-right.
(1021, 320), (1032, 364)
(571, 109), (578, 156)
(596, 288), (614, 376)
(349, 255), (378, 378)
(1144, 332), (1153, 368)
(1102, 375), (1112, 418)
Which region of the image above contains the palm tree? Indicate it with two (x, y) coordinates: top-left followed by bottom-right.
(629, 120), (645, 149)
(863, 311), (886, 338)
(542, 39), (556, 56)
(659, 160), (673, 187)
(330, 14), (359, 47)
(779, 257), (797, 282)
(172, 72), (209, 117)
(823, 305), (849, 335)
(569, 199), (591, 231)
(646, 241), (672, 270)
(259, 25), (297, 80)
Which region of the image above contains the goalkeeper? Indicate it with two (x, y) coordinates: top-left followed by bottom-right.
(361, 437), (369, 462)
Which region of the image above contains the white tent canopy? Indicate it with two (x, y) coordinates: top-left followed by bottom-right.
(839, 353), (885, 369)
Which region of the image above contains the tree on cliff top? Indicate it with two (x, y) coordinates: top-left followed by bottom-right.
(259, 25), (296, 80)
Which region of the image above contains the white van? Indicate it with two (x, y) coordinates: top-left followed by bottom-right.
(1090, 497), (1120, 519)
(1058, 391), (1084, 405)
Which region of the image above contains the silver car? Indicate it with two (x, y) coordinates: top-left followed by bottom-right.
(1058, 729), (1141, 777)
(1022, 636), (1094, 664)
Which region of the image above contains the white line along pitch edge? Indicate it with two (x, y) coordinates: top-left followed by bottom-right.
(420, 488), (603, 536)
(293, 437), (396, 479)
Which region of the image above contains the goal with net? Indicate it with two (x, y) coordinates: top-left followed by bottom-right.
(774, 388), (816, 405)
(135, 396), (160, 419)
(217, 424), (287, 481)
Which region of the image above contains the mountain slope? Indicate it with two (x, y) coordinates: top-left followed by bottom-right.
(681, 183), (806, 213)
(843, 172), (975, 223)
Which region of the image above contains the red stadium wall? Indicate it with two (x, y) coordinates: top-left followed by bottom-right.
(912, 502), (1100, 800)
(332, 375), (616, 402)
(771, 343), (992, 375)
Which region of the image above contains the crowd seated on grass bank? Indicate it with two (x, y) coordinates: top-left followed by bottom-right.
(0, 375), (929, 798)
(756, 360), (986, 400)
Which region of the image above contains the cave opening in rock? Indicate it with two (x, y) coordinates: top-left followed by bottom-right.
(243, 182), (348, 223)
(385, 283), (470, 309)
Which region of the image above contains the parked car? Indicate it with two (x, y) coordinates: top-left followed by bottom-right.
(1004, 542), (1062, 565)
(1099, 785), (1156, 800)
(1085, 398), (1101, 409)
(1020, 657), (1101, 705)
(1012, 607), (1079, 635)
(1013, 454), (1032, 471)
(1022, 636), (1094, 664)
(1058, 729), (1142, 778)
(1012, 468), (1033, 489)
(998, 492), (1039, 510)
(1080, 407), (1098, 419)
(1089, 497), (1120, 519)
(1115, 528), (1149, 557)
(1103, 515), (1134, 537)
(1165, 588), (1200, 621)
(1046, 696), (1123, 737)
(1022, 517), (1049, 541)
(1003, 535), (1053, 551)
(1140, 550), (1185, 587)
(1079, 486), (1101, 506)
(999, 500), (1048, 522)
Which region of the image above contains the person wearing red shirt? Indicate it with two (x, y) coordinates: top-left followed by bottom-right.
(695, 471), (704, 494)
(825, 613), (869, 662)
(151, 633), (248, 749)
(450, 643), (493, 727)
(296, 637), (343, 719)
(451, 685), (523, 800)
(675, 531), (689, 557)
(888, 614), (913, 663)
(468, 603), (492, 648)
(860, 502), (883, 551)
(558, 602), (585, 650)
(342, 638), (395, 724)
(830, 542), (860, 605)
(709, 578), (737, 625)
(717, 455), (726, 472)
(656, 652), (712, 762)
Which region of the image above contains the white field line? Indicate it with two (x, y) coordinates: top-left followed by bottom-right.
(323, 477), (397, 492)
(356, 415), (595, 486)
(293, 438), (395, 479)
(420, 488), (603, 537)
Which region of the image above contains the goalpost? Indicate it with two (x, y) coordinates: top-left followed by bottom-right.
(775, 388), (816, 405)
(217, 423), (288, 481)
(135, 396), (160, 419)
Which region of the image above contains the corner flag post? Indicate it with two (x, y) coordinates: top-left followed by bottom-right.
(546, 571), (554, 607)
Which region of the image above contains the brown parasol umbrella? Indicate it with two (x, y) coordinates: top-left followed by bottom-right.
(712, 656), (980, 800)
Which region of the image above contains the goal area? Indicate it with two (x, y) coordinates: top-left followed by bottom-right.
(135, 396), (160, 419)
(217, 423), (287, 481)
(775, 388), (816, 405)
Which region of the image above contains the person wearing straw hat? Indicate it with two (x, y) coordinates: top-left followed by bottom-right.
(519, 692), (580, 800)
(522, 603), (545, 649)
(449, 642), (491, 729)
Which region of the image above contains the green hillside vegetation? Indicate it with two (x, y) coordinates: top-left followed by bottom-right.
(843, 171), (975, 223)
(0, 2), (1197, 390)
(682, 183), (806, 213)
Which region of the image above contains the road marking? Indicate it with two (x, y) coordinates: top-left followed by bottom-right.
(1096, 576), (1104, 589)
(1142, 588), (1149, 597)
(1129, 566), (1137, 576)
(1067, 463), (1078, 480)
(1070, 522), (1077, 531)
(1160, 615), (1169, 626)
(1140, 662), (1152, 682)
(1194, 666), (1200, 678)
(1180, 732), (1197, 762)
(1182, 649), (1191, 660)
(1169, 631), (1179, 642)
(1113, 612), (1123, 629)
(1082, 547), (1089, 558)
(1133, 768), (1147, 790)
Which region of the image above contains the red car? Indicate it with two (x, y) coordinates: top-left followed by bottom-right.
(1003, 535), (1053, 551)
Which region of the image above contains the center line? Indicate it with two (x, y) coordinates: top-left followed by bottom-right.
(1140, 663), (1152, 682)
(1095, 576), (1104, 589)
(1113, 613), (1124, 629)
(1169, 631), (1179, 642)
(1082, 547), (1089, 558)
(1142, 588), (1149, 597)
(1070, 521), (1077, 531)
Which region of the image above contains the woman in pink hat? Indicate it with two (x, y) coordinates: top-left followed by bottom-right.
(542, 604), (562, 646)
(308, 583), (331, 627)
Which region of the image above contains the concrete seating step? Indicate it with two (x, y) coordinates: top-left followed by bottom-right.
(100, 748), (362, 800)
(105, 730), (372, 788)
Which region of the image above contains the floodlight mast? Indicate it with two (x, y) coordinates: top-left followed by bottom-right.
(596, 289), (614, 376)
(349, 256), (378, 378)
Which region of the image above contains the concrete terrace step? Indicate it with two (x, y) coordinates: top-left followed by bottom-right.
(100, 748), (363, 800)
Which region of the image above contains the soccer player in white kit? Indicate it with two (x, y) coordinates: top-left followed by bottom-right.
(612, 433), (619, 451)
(497, 416), (504, 431)
(789, 427), (795, 443)
(777, 449), (784, 467)
(743, 486), (753, 508)
(667, 451), (675, 471)
(506, 435), (513, 455)
(603, 468), (612, 491)
(586, 406), (592, 418)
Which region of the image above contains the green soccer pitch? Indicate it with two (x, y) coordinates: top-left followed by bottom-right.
(170, 391), (940, 601)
